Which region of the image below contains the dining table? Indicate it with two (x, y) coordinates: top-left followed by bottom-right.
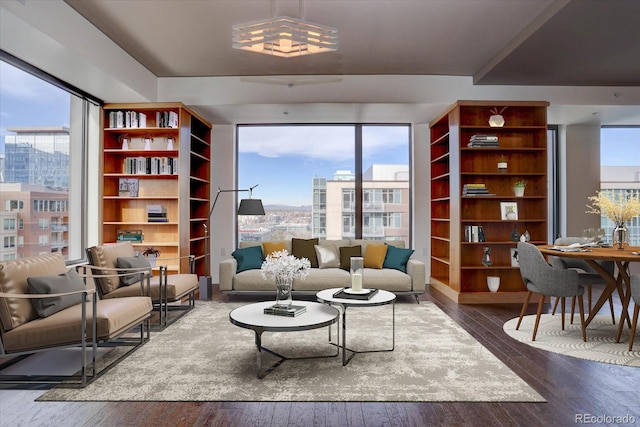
(537, 244), (640, 343)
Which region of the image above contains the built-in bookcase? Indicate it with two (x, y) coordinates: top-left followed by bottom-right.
(101, 102), (211, 276)
(429, 100), (549, 304)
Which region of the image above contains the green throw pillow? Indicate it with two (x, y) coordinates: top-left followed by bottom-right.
(292, 238), (319, 268)
(116, 255), (152, 286)
(339, 245), (362, 271)
(27, 269), (86, 317)
(232, 245), (264, 273)
(383, 244), (414, 273)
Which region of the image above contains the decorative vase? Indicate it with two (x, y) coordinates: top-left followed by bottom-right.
(120, 135), (129, 150)
(481, 247), (493, 267)
(350, 256), (364, 292)
(144, 136), (153, 150)
(510, 225), (521, 242)
(612, 222), (628, 250)
(166, 136), (174, 150)
(498, 162), (507, 173)
(275, 276), (293, 308)
(488, 114), (505, 127)
(514, 186), (525, 197)
(487, 276), (500, 292)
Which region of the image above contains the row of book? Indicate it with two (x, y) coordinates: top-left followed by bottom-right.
(117, 229), (143, 242)
(468, 134), (499, 147)
(462, 183), (494, 196)
(108, 110), (178, 129)
(464, 225), (487, 242)
(147, 205), (168, 223)
(123, 157), (179, 175)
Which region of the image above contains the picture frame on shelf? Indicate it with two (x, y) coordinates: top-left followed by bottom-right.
(510, 248), (520, 267)
(500, 202), (518, 220)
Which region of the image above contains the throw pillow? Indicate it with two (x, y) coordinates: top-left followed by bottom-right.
(383, 244), (415, 273)
(116, 255), (152, 286)
(27, 270), (85, 318)
(314, 244), (340, 269)
(364, 243), (388, 269)
(262, 241), (287, 258)
(339, 245), (362, 271)
(232, 245), (264, 273)
(292, 238), (319, 268)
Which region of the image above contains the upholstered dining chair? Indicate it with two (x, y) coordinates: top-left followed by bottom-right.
(516, 241), (587, 342)
(628, 275), (640, 351)
(549, 236), (616, 324)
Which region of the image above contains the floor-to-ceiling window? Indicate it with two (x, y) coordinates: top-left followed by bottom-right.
(0, 52), (99, 262)
(600, 126), (640, 245)
(237, 124), (411, 244)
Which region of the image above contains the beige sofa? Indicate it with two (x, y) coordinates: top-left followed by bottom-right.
(0, 253), (152, 387)
(219, 239), (426, 300)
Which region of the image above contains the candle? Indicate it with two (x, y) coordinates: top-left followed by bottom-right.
(351, 273), (363, 292)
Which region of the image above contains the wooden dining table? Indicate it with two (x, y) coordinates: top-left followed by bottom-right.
(537, 244), (640, 343)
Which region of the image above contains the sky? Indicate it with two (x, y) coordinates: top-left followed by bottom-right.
(1, 59), (638, 205)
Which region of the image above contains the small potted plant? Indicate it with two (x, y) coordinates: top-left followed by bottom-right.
(514, 180), (527, 197)
(497, 154), (508, 173)
(142, 247), (160, 266)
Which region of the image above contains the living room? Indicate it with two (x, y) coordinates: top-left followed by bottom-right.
(1, 1), (640, 425)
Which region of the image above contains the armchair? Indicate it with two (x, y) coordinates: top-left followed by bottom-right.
(516, 242), (587, 342)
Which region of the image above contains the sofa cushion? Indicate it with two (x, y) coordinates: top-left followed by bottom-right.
(362, 268), (412, 292)
(87, 242), (136, 295)
(263, 241), (287, 257)
(292, 238), (319, 267)
(292, 268), (351, 291)
(315, 244), (340, 269)
(339, 245), (362, 271)
(116, 256), (151, 286)
(232, 245), (264, 273)
(383, 244), (415, 273)
(364, 243), (388, 269)
(27, 270), (85, 318)
(0, 253), (68, 331)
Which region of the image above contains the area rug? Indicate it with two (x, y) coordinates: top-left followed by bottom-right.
(39, 301), (544, 402)
(503, 314), (640, 367)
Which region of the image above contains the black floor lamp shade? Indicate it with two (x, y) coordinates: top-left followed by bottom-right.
(238, 198), (265, 216)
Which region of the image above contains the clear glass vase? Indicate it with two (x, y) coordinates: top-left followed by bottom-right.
(275, 276), (293, 308)
(612, 222), (628, 250)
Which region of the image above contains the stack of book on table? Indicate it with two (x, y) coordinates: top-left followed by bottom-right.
(264, 304), (307, 317)
(468, 134), (499, 147)
(147, 205), (168, 222)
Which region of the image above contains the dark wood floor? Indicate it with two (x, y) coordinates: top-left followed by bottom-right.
(2, 286), (639, 427)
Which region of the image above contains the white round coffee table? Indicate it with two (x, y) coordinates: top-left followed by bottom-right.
(316, 288), (396, 366)
(229, 300), (339, 378)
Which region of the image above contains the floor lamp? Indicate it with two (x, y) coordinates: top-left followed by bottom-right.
(200, 184), (265, 299)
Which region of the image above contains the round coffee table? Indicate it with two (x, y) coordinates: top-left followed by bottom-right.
(316, 288), (396, 366)
(229, 300), (339, 378)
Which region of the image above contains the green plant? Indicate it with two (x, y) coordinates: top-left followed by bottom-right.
(497, 154), (508, 163)
(142, 247), (160, 257)
(514, 180), (527, 188)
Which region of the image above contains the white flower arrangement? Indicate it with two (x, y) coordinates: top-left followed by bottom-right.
(261, 249), (311, 283)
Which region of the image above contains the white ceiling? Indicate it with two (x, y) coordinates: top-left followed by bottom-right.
(57, 0), (640, 125)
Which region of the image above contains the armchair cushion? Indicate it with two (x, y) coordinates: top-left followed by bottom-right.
(87, 242), (136, 295)
(383, 244), (415, 273)
(27, 270), (85, 318)
(116, 256), (151, 286)
(232, 245), (264, 273)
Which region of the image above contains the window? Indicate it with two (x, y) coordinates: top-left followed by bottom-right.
(600, 126), (640, 245)
(3, 236), (15, 248)
(3, 218), (16, 231)
(238, 124), (411, 243)
(1, 53), (99, 262)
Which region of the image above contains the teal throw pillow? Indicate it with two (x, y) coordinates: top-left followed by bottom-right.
(383, 244), (414, 273)
(232, 245), (264, 273)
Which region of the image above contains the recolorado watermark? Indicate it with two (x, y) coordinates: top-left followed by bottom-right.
(575, 413), (636, 424)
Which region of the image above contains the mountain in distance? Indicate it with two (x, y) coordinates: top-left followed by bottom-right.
(264, 204), (312, 211)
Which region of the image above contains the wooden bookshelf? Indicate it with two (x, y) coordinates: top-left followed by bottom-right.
(429, 101), (549, 304)
(101, 102), (211, 276)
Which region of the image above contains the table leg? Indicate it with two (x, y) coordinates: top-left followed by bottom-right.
(584, 260), (618, 327)
(340, 302), (395, 366)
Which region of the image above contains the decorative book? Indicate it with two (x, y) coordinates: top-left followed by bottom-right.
(263, 304), (307, 317)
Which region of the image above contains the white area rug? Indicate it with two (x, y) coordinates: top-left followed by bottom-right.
(503, 314), (640, 367)
(39, 301), (544, 402)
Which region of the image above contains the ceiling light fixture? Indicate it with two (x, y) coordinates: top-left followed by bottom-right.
(232, 0), (338, 58)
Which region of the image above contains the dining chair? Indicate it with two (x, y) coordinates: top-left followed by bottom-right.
(628, 275), (640, 351)
(549, 237), (615, 324)
(516, 241), (587, 342)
